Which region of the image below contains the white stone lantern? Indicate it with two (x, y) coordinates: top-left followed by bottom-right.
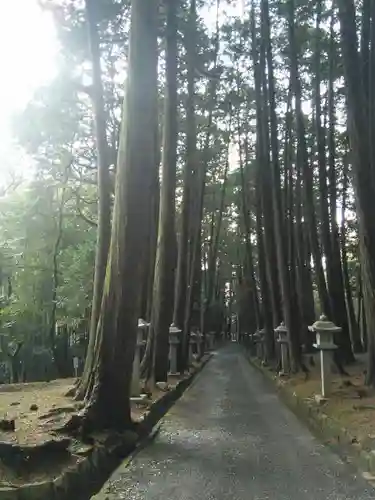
(168, 324), (181, 375)
(275, 321), (289, 375)
(309, 315), (341, 397)
(131, 318), (149, 397)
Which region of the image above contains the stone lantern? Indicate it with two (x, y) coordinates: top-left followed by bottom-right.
(169, 324), (181, 375)
(309, 314), (341, 397)
(131, 318), (149, 397)
(275, 321), (289, 375)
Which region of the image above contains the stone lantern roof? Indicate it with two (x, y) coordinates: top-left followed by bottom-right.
(309, 314), (342, 334)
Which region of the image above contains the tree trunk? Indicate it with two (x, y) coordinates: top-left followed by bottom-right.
(151, 0), (179, 383)
(288, 0), (330, 319)
(316, 5), (354, 363)
(240, 137), (261, 330)
(79, 0), (159, 430)
(145, 167), (161, 321)
(260, 0), (304, 368)
(258, 9), (282, 330)
(77, 0), (112, 399)
(49, 169), (69, 377)
(252, 3), (276, 361)
(341, 156), (362, 351)
(174, 0), (197, 372)
(337, 0), (375, 385)
(255, 178), (274, 362)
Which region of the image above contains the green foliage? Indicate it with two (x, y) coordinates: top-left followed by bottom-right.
(0, 176), (96, 346)
(1, 0), (360, 363)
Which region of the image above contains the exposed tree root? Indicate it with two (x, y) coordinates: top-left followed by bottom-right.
(38, 405), (78, 420)
(64, 386), (76, 398)
(64, 376), (84, 398)
(52, 407), (139, 439)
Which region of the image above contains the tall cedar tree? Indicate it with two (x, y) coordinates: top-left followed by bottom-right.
(74, 0), (159, 430)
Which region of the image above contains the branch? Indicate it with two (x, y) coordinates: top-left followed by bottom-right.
(76, 204), (97, 228)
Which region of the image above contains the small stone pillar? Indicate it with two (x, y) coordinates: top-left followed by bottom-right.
(73, 356), (79, 378)
(131, 318), (149, 397)
(241, 331), (247, 346)
(189, 332), (198, 365)
(275, 322), (289, 375)
(207, 331), (215, 351)
(196, 331), (204, 358)
(254, 328), (266, 359)
(309, 315), (341, 398)
(169, 324), (181, 375)
(260, 328), (266, 359)
(245, 332), (251, 349)
(252, 330), (260, 357)
(248, 332), (256, 356)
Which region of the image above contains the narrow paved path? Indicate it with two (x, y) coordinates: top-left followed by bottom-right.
(96, 344), (374, 499)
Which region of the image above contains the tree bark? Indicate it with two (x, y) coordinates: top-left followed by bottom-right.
(261, 0), (303, 369)
(252, 3), (276, 361)
(240, 137), (261, 330)
(174, 0), (197, 372)
(341, 156), (362, 352)
(258, 8), (282, 330)
(316, 4), (354, 363)
(337, 0), (375, 384)
(79, 0), (159, 430)
(173, 3), (195, 330)
(288, 0), (330, 319)
(77, 0), (112, 399)
(151, 0), (179, 383)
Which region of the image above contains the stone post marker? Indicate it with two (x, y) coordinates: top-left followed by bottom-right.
(169, 324), (181, 375)
(131, 318), (149, 397)
(248, 332), (256, 356)
(196, 331), (204, 358)
(260, 328), (267, 362)
(73, 356), (79, 378)
(275, 322), (289, 375)
(252, 330), (260, 357)
(254, 328), (266, 360)
(189, 332), (197, 365)
(207, 331), (215, 351)
(309, 314), (341, 398)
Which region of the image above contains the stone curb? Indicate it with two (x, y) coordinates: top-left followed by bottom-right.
(0, 353), (213, 500)
(244, 350), (375, 480)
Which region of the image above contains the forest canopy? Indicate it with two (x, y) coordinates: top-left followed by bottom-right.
(0, 0), (373, 428)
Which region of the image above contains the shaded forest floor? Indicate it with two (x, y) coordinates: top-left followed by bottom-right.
(268, 353), (375, 450)
(0, 366), (201, 487)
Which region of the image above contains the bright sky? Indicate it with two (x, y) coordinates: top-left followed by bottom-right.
(0, 1), (58, 183)
(0, 1), (242, 185)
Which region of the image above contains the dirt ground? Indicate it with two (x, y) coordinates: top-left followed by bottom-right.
(0, 366), (199, 486)
(279, 353), (375, 449)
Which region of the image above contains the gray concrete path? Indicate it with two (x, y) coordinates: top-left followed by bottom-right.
(95, 344), (374, 499)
